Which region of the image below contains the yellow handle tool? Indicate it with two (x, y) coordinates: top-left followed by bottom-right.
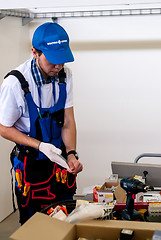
(23, 183), (30, 197)
(15, 169), (23, 189)
(56, 168), (61, 182)
(61, 169), (67, 184)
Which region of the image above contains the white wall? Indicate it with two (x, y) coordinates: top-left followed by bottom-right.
(58, 15), (161, 193)
(0, 17), (31, 222)
(30, 15), (161, 193)
(1, 11), (161, 221)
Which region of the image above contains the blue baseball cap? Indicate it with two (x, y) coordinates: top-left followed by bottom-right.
(32, 22), (74, 64)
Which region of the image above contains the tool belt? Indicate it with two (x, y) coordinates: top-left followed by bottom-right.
(10, 145), (76, 211)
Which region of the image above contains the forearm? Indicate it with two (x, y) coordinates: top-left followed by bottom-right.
(0, 124), (40, 149)
(61, 107), (77, 153)
(61, 107), (83, 174)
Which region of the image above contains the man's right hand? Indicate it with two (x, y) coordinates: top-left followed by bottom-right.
(39, 142), (62, 156)
(39, 142), (71, 170)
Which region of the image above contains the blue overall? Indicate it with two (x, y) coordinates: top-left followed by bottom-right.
(7, 70), (76, 224)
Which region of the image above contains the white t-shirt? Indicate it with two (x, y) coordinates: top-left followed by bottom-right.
(0, 58), (73, 132)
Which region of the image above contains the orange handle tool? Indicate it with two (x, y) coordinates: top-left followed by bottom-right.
(61, 169), (67, 184)
(56, 168), (61, 182)
(15, 169), (23, 189)
(23, 183), (30, 196)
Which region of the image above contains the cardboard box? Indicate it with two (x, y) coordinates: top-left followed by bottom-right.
(10, 212), (161, 240)
(98, 182), (118, 203)
(113, 183), (127, 203)
(100, 182), (119, 191)
(98, 182), (127, 204)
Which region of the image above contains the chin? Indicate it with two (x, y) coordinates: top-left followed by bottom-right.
(49, 72), (57, 77)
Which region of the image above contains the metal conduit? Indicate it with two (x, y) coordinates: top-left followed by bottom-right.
(35, 8), (161, 18)
(0, 7), (161, 25)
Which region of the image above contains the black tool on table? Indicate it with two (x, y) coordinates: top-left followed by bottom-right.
(120, 177), (152, 221)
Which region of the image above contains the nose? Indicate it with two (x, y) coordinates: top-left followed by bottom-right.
(55, 64), (64, 69)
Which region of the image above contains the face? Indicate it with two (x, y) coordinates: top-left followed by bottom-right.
(32, 47), (64, 80)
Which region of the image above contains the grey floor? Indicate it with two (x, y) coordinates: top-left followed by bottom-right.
(0, 210), (20, 240)
(0, 195), (85, 240)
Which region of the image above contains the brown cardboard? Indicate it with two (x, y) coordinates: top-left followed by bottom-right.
(10, 212), (76, 240)
(99, 181), (127, 203)
(100, 182), (118, 190)
(77, 219), (161, 240)
(114, 183), (127, 203)
(10, 212), (161, 240)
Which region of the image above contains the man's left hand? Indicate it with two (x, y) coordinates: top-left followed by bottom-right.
(67, 155), (83, 175)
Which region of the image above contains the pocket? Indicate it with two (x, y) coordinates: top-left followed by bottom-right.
(38, 116), (52, 142)
(52, 120), (61, 139)
(31, 185), (56, 200)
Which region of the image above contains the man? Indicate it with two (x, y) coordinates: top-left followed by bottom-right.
(0, 22), (83, 224)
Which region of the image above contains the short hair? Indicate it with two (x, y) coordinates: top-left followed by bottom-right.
(35, 48), (42, 56)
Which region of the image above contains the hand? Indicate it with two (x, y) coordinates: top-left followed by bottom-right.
(38, 142), (62, 162)
(39, 142), (62, 155)
(67, 154), (83, 175)
(39, 142), (71, 169)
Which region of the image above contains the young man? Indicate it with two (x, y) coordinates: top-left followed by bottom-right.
(0, 22), (83, 224)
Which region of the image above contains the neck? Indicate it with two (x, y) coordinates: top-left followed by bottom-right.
(36, 59), (48, 81)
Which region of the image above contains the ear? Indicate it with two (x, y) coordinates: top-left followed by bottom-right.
(32, 47), (39, 59)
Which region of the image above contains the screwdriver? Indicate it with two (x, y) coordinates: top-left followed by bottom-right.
(23, 183), (30, 197)
(61, 169), (67, 184)
(15, 169), (23, 189)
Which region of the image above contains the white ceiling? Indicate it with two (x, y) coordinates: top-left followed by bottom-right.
(1, 0), (161, 11)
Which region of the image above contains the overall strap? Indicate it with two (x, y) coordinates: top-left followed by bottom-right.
(52, 68), (67, 112)
(5, 70), (39, 138)
(4, 70), (30, 95)
(58, 68), (66, 84)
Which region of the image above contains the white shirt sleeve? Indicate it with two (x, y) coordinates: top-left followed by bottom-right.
(0, 76), (24, 127)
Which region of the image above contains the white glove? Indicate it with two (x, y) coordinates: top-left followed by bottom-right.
(39, 142), (62, 156)
(39, 142), (70, 170)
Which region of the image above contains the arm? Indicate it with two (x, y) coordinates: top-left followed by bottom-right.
(0, 76), (41, 148)
(0, 124), (63, 163)
(62, 107), (83, 174)
(0, 124), (40, 149)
